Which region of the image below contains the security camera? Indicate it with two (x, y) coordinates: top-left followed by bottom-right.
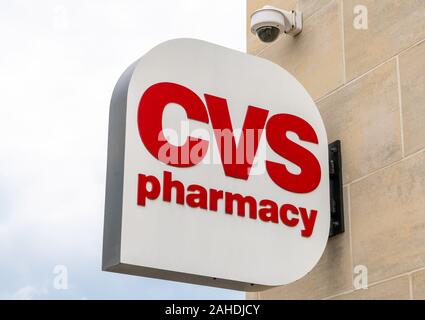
(250, 5), (303, 43)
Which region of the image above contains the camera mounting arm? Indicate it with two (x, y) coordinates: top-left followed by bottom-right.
(279, 8), (303, 36)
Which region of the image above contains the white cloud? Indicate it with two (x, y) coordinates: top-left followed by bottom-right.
(11, 285), (48, 300)
(0, 0), (245, 299)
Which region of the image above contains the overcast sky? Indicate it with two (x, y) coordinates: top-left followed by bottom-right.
(0, 0), (245, 299)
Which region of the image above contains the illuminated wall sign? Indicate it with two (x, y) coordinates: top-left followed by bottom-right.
(102, 39), (330, 291)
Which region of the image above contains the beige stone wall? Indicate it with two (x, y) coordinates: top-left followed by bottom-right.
(246, 0), (425, 300)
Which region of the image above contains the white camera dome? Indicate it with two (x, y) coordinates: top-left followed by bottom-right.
(250, 5), (303, 43)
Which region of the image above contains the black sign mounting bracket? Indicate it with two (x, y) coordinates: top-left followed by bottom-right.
(329, 140), (344, 238)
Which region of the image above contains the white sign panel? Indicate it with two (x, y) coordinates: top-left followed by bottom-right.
(102, 39), (330, 291)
